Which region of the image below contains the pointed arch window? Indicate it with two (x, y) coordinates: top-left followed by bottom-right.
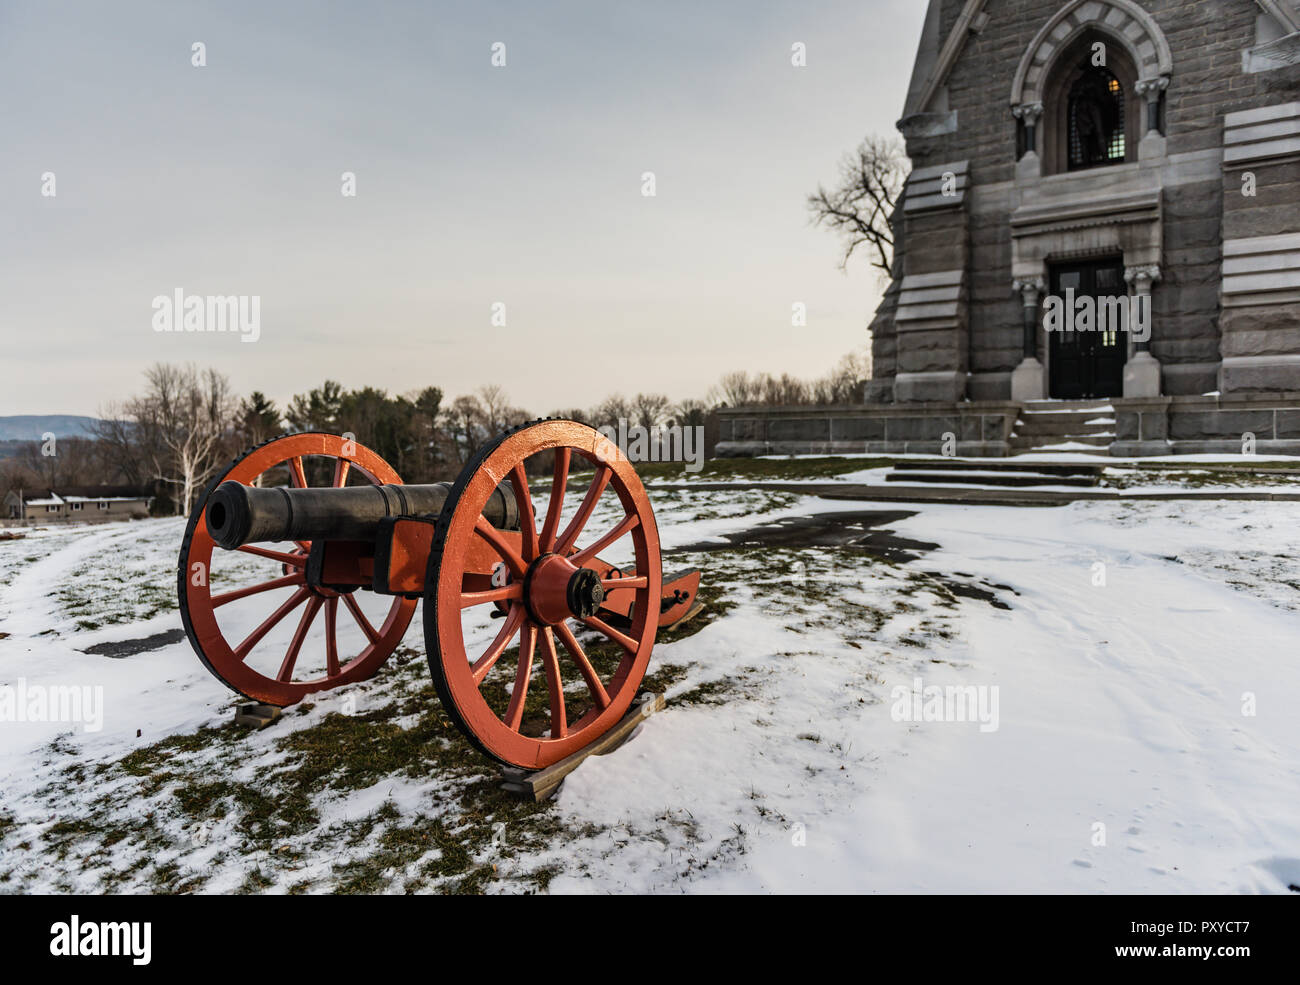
(1038, 32), (1140, 176)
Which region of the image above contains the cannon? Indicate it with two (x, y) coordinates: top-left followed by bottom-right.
(177, 420), (701, 769)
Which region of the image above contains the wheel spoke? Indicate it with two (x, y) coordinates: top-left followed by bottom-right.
(553, 620), (611, 711)
(539, 627), (568, 739)
(342, 592), (380, 645)
(461, 583), (523, 609)
(287, 456), (312, 548)
(579, 614), (639, 654)
(510, 463), (540, 562)
(472, 605), (524, 684)
(601, 575), (648, 591)
(504, 623), (537, 731)
(473, 517), (527, 578)
(234, 587), (311, 660)
(237, 544), (307, 568)
(332, 458), (351, 488)
(325, 597), (340, 677)
(539, 448), (570, 551)
(211, 572), (304, 608)
(570, 513), (640, 567)
(555, 465), (612, 556)
(278, 596), (323, 681)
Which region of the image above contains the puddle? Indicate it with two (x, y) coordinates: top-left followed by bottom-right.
(670, 509), (938, 562)
(670, 509), (1016, 609)
(82, 628), (186, 658)
(923, 574), (1015, 610)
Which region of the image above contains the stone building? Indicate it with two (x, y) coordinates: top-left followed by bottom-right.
(718, 0), (1300, 456)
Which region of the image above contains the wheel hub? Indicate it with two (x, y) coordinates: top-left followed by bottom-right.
(565, 567), (605, 619)
(523, 553), (604, 625)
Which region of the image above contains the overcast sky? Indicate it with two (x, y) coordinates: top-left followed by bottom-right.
(1, 0), (926, 418)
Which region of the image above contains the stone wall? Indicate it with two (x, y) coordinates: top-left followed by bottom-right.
(715, 402), (1021, 457)
(718, 395), (1300, 458)
(1112, 392), (1300, 453)
(1220, 102), (1300, 391)
(1159, 176), (1224, 395)
(893, 164), (972, 402)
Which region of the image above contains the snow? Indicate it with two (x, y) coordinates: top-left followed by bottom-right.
(2, 486), (1299, 894)
(1023, 404), (1114, 414)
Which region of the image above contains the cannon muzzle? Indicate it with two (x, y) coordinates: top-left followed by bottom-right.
(205, 480), (519, 550)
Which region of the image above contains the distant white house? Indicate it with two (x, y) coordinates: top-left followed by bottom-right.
(3, 486), (153, 524)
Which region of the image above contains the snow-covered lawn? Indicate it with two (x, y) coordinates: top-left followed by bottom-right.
(1, 488), (1298, 894)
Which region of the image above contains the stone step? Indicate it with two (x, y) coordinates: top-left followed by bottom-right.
(1010, 433), (1113, 449)
(893, 460), (1105, 476)
(885, 470), (1099, 488)
(1022, 399), (1114, 412)
(1015, 416), (1115, 436)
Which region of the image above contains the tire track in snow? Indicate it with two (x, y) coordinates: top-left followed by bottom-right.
(0, 523), (154, 637)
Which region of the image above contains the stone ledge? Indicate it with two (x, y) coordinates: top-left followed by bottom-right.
(717, 400), (1023, 417)
(646, 480), (1300, 506)
(1114, 392), (1300, 410)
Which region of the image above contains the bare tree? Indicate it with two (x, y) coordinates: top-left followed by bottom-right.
(807, 135), (908, 274)
(91, 404), (151, 488)
(632, 392), (671, 430)
(810, 347), (872, 404)
(443, 393), (487, 465)
(590, 394), (635, 428)
(129, 363), (237, 516)
(670, 398), (709, 428)
(11, 435), (98, 489)
(475, 384), (511, 436)
(758, 373), (810, 406)
(713, 371), (760, 407)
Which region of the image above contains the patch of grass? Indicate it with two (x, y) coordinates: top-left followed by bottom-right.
(1104, 465), (1300, 490)
(18, 658), (609, 894)
(674, 677), (734, 706)
(238, 867), (274, 894)
(642, 662), (691, 695)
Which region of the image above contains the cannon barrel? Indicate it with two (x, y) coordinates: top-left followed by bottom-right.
(205, 480), (519, 550)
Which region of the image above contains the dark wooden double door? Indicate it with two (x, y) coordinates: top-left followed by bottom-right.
(1048, 258), (1127, 400)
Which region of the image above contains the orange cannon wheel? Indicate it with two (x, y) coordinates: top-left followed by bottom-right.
(424, 420), (662, 769)
(178, 433), (417, 706)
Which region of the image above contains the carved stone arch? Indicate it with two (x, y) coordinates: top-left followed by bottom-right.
(1010, 0), (1173, 108)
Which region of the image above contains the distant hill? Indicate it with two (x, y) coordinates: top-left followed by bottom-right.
(0, 415), (102, 441)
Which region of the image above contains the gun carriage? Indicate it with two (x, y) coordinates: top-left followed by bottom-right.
(177, 420), (700, 769)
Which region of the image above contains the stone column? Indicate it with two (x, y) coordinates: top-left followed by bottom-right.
(1012, 102), (1044, 154)
(1135, 77), (1169, 161)
(1123, 264), (1161, 398)
(1010, 277), (1046, 401)
(1134, 77), (1169, 133)
(1012, 102), (1044, 179)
